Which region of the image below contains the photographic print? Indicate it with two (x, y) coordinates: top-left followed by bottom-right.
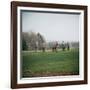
(11, 1), (87, 88)
(21, 10), (79, 77)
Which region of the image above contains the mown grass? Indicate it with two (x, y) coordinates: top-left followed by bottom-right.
(22, 49), (79, 77)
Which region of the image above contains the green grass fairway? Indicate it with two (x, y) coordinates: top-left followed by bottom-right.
(22, 49), (79, 77)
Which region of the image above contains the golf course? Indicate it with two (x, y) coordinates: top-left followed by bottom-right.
(22, 49), (79, 77)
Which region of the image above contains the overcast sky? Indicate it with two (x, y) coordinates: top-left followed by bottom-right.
(21, 11), (80, 42)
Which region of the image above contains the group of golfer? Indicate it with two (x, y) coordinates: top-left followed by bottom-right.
(41, 41), (70, 52)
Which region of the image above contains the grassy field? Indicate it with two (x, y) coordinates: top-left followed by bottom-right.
(22, 49), (79, 77)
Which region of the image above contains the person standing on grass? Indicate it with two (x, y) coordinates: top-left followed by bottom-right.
(62, 41), (65, 51)
(55, 41), (58, 52)
(67, 42), (70, 51)
(52, 41), (58, 52)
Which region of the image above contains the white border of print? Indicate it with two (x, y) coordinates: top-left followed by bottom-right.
(17, 7), (84, 84)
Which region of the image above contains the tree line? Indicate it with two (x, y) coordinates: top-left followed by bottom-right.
(22, 31), (45, 51)
(22, 31), (79, 52)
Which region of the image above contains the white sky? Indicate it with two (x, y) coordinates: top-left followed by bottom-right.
(22, 11), (80, 42)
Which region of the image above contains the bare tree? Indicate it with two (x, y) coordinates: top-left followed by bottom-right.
(22, 31), (46, 51)
(37, 33), (45, 50)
